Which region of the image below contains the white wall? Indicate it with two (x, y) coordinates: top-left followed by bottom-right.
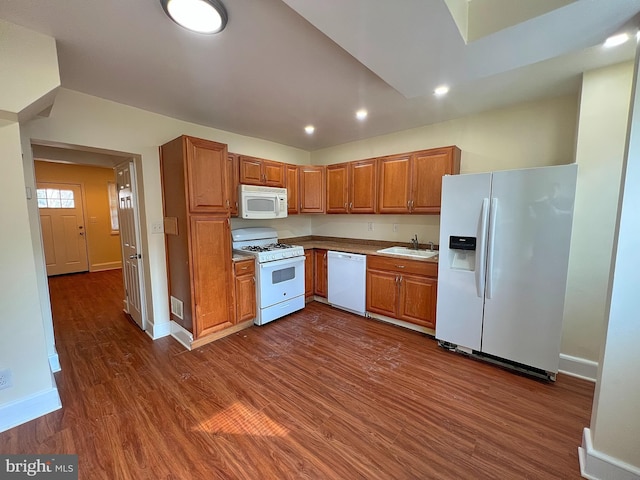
(580, 53), (640, 478)
(562, 62), (633, 364)
(0, 20), (59, 117)
(0, 121), (59, 421)
(23, 88), (311, 337)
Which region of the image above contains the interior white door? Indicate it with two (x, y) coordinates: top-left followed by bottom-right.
(436, 173), (492, 350)
(481, 165), (577, 373)
(38, 182), (89, 276)
(116, 160), (145, 330)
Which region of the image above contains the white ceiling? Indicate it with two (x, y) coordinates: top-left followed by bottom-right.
(1, 0), (639, 150)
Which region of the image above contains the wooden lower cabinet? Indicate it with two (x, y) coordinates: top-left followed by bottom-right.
(366, 255), (438, 329)
(304, 250), (314, 299)
(190, 216), (235, 338)
(313, 248), (328, 297)
(234, 258), (256, 323)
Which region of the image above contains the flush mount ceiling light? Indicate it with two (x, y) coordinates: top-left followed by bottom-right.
(161, 0), (228, 34)
(434, 85), (450, 96)
(603, 32), (630, 48)
(356, 109), (368, 120)
(304, 125), (315, 135)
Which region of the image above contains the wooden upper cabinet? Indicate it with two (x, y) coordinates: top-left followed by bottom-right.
(300, 166), (325, 213)
(263, 160), (286, 187)
(378, 154), (412, 213)
(350, 159), (377, 213)
(378, 147), (460, 214)
(411, 147), (461, 213)
(326, 163), (349, 214)
(226, 153), (239, 217)
(326, 160), (377, 214)
(286, 164), (299, 214)
(184, 136), (229, 213)
(239, 155), (285, 187)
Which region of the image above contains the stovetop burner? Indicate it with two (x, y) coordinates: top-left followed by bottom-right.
(241, 243), (294, 252)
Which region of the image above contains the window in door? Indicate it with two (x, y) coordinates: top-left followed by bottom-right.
(37, 188), (75, 209)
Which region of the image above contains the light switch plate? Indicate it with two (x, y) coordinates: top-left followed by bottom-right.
(152, 221), (164, 234)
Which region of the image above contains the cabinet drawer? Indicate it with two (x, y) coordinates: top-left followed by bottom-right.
(234, 258), (255, 276)
(367, 255), (437, 277)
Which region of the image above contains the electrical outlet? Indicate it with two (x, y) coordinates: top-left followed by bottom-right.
(367, 222), (374, 231)
(393, 223), (398, 232)
(151, 221), (164, 234)
(0, 369), (13, 390)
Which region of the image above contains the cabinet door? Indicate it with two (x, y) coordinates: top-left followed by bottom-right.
(239, 156), (264, 185)
(190, 216), (234, 338)
(263, 160), (286, 187)
(185, 136), (228, 213)
(366, 269), (399, 317)
(411, 147), (461, 214)
(235, 274), (256, 322)
(286, 164), (299, 214)
(350, 159), (377, 213)
(378, 154), (411, 213)
(300, 166), (325, 213)
(313, 248), (328, 297)
(398, 274), (437, 329)
(326, 163), (349, 214)
(304, 250), (313, 298)
(227, 153), (239, 216)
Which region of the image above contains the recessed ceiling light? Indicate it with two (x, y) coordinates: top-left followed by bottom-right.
(356, 109), (368, 120)
(434, 85), (450, 96)
(305, 125), (315, 135)
(161, 0), (228, 34)
(603, 33), (630, 48)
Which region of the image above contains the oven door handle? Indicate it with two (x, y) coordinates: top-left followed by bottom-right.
(259, 256), (305, 270)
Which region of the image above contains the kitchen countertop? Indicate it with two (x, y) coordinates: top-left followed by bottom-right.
(280, 236), (439, 264)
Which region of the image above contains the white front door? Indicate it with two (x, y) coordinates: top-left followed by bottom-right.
(116, 160), (145, 330)
(37, 182), (89, 276)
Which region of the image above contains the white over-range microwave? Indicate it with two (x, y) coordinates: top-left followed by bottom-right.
(238, 184), (288, 219)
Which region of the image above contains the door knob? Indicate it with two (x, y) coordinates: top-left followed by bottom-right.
(129, 254), (141, 259)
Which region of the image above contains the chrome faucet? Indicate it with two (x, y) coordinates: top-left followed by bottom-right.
(428, 241), (435, 252)
(411, 234), (419, 250)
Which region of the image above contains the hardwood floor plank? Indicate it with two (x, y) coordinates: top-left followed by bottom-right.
(0, 270), (594, 479)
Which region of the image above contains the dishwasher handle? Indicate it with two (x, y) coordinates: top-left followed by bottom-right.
(327, 251), (366, 263)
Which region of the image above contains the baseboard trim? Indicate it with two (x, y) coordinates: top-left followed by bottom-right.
(366, 311), (435, 336)
(579, 428), (640, 480)
(48, 352), (61, 373)
(0, 387), (62, 433)
(170, 321), (193, 350)
(90, 261), (122, 272)
(145, 319), (171, 340)
(559, 354), (598, 382)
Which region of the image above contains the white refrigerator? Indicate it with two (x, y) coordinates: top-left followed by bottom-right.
(436, 164), (577, 378)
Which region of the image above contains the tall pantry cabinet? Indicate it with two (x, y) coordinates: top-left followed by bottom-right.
(160, 135), (235, 345)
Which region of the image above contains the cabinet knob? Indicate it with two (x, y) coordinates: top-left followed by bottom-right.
(395, 265), (406, 268)
(349, 202), (353, 210)
(344, 202), (347, 209)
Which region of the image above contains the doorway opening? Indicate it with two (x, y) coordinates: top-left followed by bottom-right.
(30, 141), (148, 333)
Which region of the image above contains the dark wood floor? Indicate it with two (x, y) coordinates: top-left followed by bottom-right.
(0, 269), (594, 479)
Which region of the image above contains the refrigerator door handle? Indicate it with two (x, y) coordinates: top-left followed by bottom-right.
(476, 198), (490, 298)
(486, 197), (498, 299)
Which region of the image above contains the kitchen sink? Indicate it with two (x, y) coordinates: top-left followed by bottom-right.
(376, 246), (439, 259)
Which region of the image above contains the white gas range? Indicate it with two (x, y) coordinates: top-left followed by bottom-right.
(231, 227), (306, 325)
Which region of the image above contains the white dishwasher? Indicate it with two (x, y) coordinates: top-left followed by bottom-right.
(327, 251), (367, 316)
